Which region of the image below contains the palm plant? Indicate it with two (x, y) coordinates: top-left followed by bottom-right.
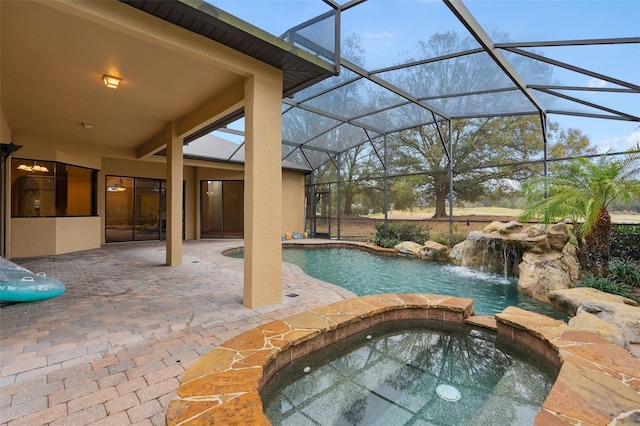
(520, 145), (640, 277)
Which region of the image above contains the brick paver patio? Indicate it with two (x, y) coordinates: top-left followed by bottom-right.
(0, 240), (353, 425)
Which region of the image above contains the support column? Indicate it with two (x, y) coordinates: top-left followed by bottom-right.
(336, 154), (341, 240)
(447, 120), (454, 241)
(383, 134), (389, 235)
(243, 71), (283, 308)
(540, 112), (549, 177)
(166, 122), (183, 266)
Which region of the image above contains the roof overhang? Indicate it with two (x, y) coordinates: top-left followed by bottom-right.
(120, 0), (337, 140)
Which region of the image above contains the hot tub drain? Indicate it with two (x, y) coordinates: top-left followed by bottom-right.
(436, 384), (461, 402)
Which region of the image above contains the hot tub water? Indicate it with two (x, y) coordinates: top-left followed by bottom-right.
(262, 321), (556, 426)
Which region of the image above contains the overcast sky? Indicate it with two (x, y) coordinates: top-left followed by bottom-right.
(212, 0), (639, 152)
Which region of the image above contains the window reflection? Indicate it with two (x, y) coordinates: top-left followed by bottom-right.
(11, 159), (96, 217)
(105, 176), (170, 243)
(262, 321), (556, 425)
(201, 180), (244, 238)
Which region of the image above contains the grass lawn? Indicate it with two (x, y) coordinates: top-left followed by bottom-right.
(315, 207), (639, 243)
(368, 207), (640, 223)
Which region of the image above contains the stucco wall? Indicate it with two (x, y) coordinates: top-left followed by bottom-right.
(11, 217), (101, 258)
(282, 171), (306, 235)
(10, 218), (57, 258)
(1, 108), (11, 143)
(6, 137), (306, 258)
(55, 217), (102, 255)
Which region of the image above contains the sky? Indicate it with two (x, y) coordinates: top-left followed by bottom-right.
(210, 0), (639, 153)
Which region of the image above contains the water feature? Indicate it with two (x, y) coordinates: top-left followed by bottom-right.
(227, 247), (565, 318)
(262, 320), (557, 426)
(461, 233), (523, 277)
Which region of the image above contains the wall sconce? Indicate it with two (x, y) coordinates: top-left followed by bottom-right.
(82, 122), (94, 131)
(102, 74), (121, 89)
(17, 161), (49, 173)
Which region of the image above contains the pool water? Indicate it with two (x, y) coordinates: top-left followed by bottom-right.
(231, 247), (564, 317)
(262, 321), (556, 426)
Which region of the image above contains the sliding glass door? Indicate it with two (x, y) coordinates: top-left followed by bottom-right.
(133, 178), (165, 241)
(105, 177), (134, 242)
(201, 180), (243, 238)
(106, 176), (169, 243)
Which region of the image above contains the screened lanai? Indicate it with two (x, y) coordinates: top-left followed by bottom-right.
(180, 0), (640, 238)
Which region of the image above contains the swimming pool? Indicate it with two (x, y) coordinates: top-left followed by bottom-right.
(229, 246), (565, 318)
(262, 320), (556, 425)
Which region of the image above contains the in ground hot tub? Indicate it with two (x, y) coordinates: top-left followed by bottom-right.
(261, 320), (556, 425)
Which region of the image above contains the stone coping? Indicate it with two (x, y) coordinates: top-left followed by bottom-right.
(496, 306), (640, 425)
(222, 239), (398, 257)
(166, 294), (640, 425)
(283, 239), (397, 254)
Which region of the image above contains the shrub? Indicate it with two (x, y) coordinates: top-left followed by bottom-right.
(375, 237), (402, 248)
(610, 225), (640, 261)
(608, 258), (640, 288)
(374, 221), (430, 248)
(431, 225), (468, 247)
(578, 257), (640, 302)
(579, 275), (636, 301)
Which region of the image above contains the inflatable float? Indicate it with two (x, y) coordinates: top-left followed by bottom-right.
(0, 257), (65, 302)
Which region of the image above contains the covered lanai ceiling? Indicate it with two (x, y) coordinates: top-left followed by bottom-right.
(182, 0), (640, 172)
(1, 0), (334, 156)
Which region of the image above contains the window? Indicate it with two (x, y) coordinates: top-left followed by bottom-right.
(11, 159), (97, 217)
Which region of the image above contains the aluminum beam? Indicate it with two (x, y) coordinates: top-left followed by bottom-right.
(495, 37), (640, 48)
(504, 47), (640, 92)
(443, 0), (545, 114)
(535, 88), (639, 121)
(341, 58), (451, 119)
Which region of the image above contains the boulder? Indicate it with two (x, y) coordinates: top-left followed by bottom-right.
(482, 221), (503, 234)
(508, 233), (550, 254)
(548, 287), (639, 316)
(482, 220), (523, 235)
(517, 249), (580, 303)
(521, 225), (544, 238)
(419, 241), (451, 262)
(568, 313), (626, 347)
(449, 233), (522, 275)
(576, 301), (640, 348)
(449, 240), (466, 266)
(394, 241), (423, 257)
(452, 221), (584, 303)
(545, 222), (571, 251)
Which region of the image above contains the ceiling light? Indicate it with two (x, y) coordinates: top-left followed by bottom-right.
(107, 179), (127, 192)
(32, 162), (49, 173)
(82, 122), (94, 131)
(102, 74), (121, 89)
(17, 161), (49, 173)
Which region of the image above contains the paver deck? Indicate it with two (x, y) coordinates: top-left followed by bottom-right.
(0, 240), (353, 425)
(3, 240), (639, 425)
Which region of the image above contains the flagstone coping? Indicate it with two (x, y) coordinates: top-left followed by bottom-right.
(166, 295), (640, 426)
(224, 239), (399, 256)
(496, 306), (640, 425)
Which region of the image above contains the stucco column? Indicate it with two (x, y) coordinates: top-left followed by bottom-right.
(243, 71), (283, 308)
(166, 122), (183, 266)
